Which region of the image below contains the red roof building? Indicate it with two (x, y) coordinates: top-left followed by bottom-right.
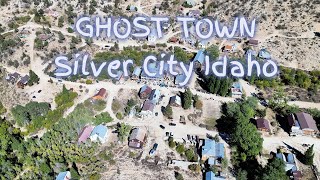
(256, 118), (271, 132)
(78, 125), (94, 144)
(92, 88), (107, 100)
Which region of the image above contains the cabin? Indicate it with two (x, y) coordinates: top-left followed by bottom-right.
(90, 125), (108, 143)
(56, 171), (71, 180)
(139, 85), (152, 99)
(140, 100), (155, 117)
(258, 49), (271, 59)
(141, 61), (164, 81)
(169, 95), (182, 107)
(188, 10), (201, 18)
(193, 49), (205, 70)
(131, 66), (142, 80)
(149, 89), (160, 105)
(201, 139), (225, 161)
(128, 128), (147, 149)
(205, 171), (226, 180)
(17, 75), (29, 89)
(6, 72), (21, 83)
(288, 112), (319, 136)
(92, 88), (107, 100)
(78, 125), (94, 144)
(248, 39), (259, 46)
(231, 82), (242, 96)
(256, 118), (271, 132)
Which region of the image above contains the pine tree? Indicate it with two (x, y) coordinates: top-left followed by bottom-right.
(182, 88), (193, 109)
(304, 144), (314, 165)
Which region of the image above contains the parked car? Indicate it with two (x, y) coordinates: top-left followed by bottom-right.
(169, 123), (176, 126)
(149, 143), (159, 156)
(160, 125), (165, 129)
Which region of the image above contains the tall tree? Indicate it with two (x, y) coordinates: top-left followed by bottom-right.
(182, 88), (193, 109)
(261, 158), (288, 180)
(304, 144), (314, 165)
(28, 70), (40, 86)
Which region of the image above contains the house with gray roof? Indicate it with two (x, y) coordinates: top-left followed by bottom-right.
(169, 95), (182, 107)
(149, 89), (160, 105)
(140, 99), (155, 117)
(128, 128), (147, 149)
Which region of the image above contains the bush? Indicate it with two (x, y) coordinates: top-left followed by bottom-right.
(163, 105), (173, 118)
(174, 171), (184, 180)
(86, 79), (93, 84)
(94, 112), (113, 125)
(188, 164), (201, 172)
(176, 144), (185, 155)
(116, 112), (123, 120)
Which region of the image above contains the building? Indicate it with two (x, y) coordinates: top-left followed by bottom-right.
(246, 49), (257, 57)
(92, 88), (107, 100)
(193, 49), (205, 69)
(78, 125), (94, 144)
(201, 139), (225, 161)
(114, 70), (124, 82)
(38, 34), (51, 41)
(169, 37), (179, 43)
(188, 10), (201, 17)
(256, 118), (271, 132)
(90, 125), (108, 143)
(185, 0), (196, 6)
(231, 82), (242, 96)
(205, 171), (226, 180)
(248, 39), (259, 46)
(148, 28), (157, 44)
(140, 99), (155, 117)
(128, 128), (147, 149)
(129, 5), (137, 12)
(139, 85), (152, 99)
(141, 62), (164, 81)
(56, 171), (71, 180)
(131, 66), (142, 80)
(17, 75), (29, 89)
(223, 45), (232, 52)
(288, 112), (319, 136)
(258, 49), (271, 59)
(169, 95), (182, 107)
(6, 72), (21, 83)
(149, 89), (160, 104)
(276, 153), (299, 172)
(175, 74), (188, 86)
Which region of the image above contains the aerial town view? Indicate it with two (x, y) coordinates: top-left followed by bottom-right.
(0, 0), (320, 179)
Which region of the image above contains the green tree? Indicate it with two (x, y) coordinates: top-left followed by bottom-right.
(58, 16), (64, 27)
(304, 144), (314, 165)
(0, 102), (6, 114)
(94, 112), (113, 125)
(182, 88), (193, 109)
(236, 169), (248, 180)
(168, 137), (176, 148)
(163, 105), (173, 118)
(206, 45), (219, 59)
(174, 171), (184, 180)
(28, 70), (40, 86)
(117, 123), (131, 142)
(261, 158), (288, 180)
(176, 144), (185, 154)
